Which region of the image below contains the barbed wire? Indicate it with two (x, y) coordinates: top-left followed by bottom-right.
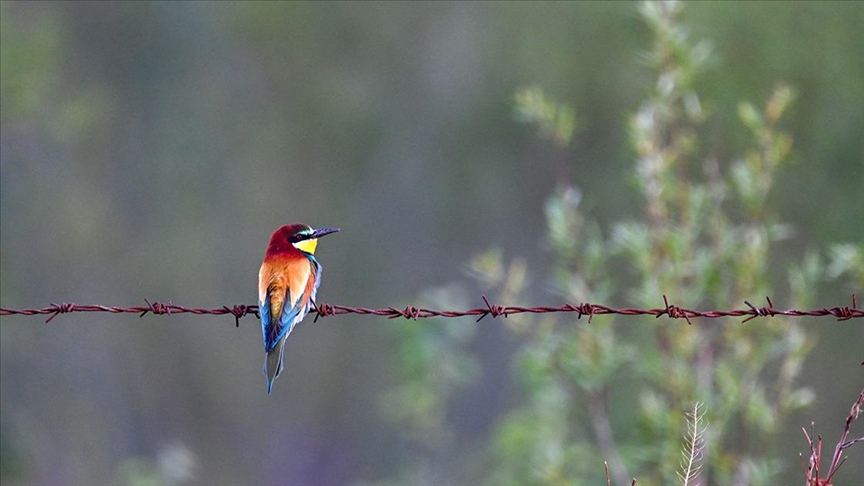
(0, 295), (860, 326)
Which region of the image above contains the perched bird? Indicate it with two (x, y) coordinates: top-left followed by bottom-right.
(258, 223), (339, 394)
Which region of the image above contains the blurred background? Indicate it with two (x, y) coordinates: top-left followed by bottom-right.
(1, 1), (861, 485)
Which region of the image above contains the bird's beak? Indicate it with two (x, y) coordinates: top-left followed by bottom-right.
(311, 227), (340, 239)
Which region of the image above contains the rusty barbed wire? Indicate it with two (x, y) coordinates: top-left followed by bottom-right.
(0, 295), (860, 326)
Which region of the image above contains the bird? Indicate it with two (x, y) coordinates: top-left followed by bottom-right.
(258, 223), (339, 394)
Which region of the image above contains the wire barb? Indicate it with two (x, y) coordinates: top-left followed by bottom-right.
(661, 294), (693, 325)
(46, 302), (75, 323)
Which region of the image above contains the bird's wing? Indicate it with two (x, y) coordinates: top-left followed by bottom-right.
(259, 264), (272, 352)
(260, 283), (300, 353)
(272, 293), (303, 350)
(259, 255), (316, 353)
(259, 291), (271, 351)
(259, 259), (291, 353)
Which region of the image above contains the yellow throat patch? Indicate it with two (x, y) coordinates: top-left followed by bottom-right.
(294, 238), (318, 254)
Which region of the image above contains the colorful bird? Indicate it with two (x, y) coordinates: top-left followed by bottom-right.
(258, 223), (339, 394)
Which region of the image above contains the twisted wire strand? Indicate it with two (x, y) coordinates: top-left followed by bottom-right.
(1, 295), (860, 326)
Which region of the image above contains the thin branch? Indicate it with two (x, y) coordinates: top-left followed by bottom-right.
(802, 388), (864, 485)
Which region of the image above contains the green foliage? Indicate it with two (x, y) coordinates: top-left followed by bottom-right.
(826, 243), (864, 290)
(514, 86), (578, 149)
(382, 1), (859, 484)
(382, 284), (481, 448)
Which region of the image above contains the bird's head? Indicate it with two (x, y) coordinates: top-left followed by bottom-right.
(269, 223), (340, 255)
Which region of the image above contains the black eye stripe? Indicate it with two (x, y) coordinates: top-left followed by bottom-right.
(292, 231), (313, 242)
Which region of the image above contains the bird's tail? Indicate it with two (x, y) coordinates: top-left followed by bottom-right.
(263, 338), (287, 395)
